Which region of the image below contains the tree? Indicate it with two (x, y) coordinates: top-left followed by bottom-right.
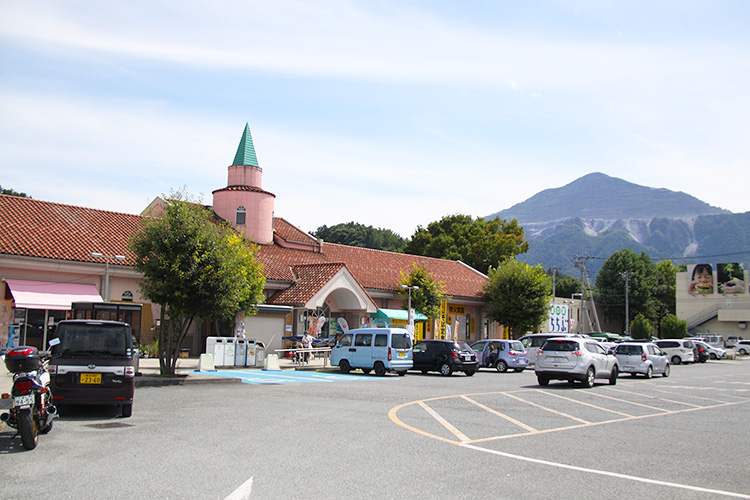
(630, 313), (654, 339)
(1, 186), (31, 198)
(547, 268), (580, 298)
(596, 249), (657, 333)
(312, 222), (406, 252)
(403, 215), (529, 275)
(482, 260), (551, 339)
(398, 263), (448, 320)
(660, 314), (687, 339)
(129, 191), (266, 375)
(653, 259), (678, 331)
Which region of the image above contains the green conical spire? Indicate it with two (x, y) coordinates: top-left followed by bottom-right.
(232, 123), (259, 167)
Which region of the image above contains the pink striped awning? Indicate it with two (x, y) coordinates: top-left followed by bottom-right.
(5, 279), (103, 310)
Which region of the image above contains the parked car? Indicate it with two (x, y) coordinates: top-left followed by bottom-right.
(693, 340), (725, 360)
(535, 337), (619, 388)
(412, 340), (478, 376)
(735, 340), (750, 355)
(654, 339), (695, 365)
(469, 339), (529, 372)
(330, 328), (412, 376)
(614, 342), (670, 378)
(519, 333), (581, 366)
(726, 336), (743, 348)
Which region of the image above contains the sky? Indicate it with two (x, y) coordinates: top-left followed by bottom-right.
(1, 0), (749, 238)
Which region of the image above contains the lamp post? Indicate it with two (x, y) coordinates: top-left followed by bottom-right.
(91, 252), (126, 301)
(400, 284), (419, 338)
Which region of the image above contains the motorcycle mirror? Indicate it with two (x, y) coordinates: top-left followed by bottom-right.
(49, 338), (60, 347)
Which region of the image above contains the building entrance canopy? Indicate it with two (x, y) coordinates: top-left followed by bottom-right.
(6, 278), (102, 310)
(371, 308), (428, 323)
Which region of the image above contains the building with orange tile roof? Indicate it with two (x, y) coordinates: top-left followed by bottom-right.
(0, 125), (497, 355)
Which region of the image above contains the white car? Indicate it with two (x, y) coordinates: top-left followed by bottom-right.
(694, 340), (726, 360)
(535, 337), (619, 388)
(654, 339), (695, 365)
(614, 342), (670, 378)
(735, 340), (750, 356)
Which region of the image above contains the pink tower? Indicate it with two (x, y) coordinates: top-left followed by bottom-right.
(212, 123), (275, 244)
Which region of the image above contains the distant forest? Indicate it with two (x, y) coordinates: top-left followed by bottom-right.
(311, 222), (407, 252)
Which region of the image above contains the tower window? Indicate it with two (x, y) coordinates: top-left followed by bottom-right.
(236, 206), (246, 225)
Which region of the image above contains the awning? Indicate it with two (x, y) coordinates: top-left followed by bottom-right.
(371, 308), (428, 322)
(5, 279), (103, 311)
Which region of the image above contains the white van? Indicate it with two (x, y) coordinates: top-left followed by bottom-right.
(330, 327), (412, 376)
(518, 333), (581, 366)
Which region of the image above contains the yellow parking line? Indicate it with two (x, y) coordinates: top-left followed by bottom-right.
(503, 392), (590, 424)
(417, 401), (471, 443)
(536, 390), (634, 417)
(461, 395), (538, 433)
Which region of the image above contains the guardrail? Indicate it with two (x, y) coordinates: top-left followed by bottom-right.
(275, 348), (332, 368)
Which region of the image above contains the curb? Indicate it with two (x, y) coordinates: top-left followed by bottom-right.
(135, 374), (243, 387)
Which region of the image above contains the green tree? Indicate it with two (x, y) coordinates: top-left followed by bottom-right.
(129, 191), (266, 375)
(596, 249), (657, 333)
(1, 186), (31, 198)
(397, 263), (448, 320)
(630, 313), (654, 339)
(653, 259), (678, 331)
(547, 268), (580, 298)
(660, 314), (687, 339)
(403, 215), (529, 275)
(312, 222), (406, 252)
(482, 260), (551, 339)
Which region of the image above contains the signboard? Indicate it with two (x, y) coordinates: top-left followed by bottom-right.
(688, 263), (714, 295)
(718, 263), (745, 294)
(439, 300), (447, 340)
(548, 304), (569, 333)
(448, 304), (465, 315)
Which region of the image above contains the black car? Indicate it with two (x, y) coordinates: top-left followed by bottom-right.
(412, 340), (478, 376)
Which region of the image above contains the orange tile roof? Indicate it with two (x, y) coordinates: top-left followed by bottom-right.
(0, 194), (141, 267)
(0, 195), (487, 300)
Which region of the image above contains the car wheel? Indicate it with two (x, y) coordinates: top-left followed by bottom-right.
(609, 366), (618, 385)
(374, 362), (386, 377)
(495, 360), (508, 373)
(339, 359), (351, 374)
(644, 365), (652, 379)
(709, 353), (717, 360)
(671, 356), (681, 365)
(581, 367), (595, 388)
(739, 348), (747, 355)
(537, 375), (549, 386)
(361, 368), (371, 374)
(465, 370), (476, 376)
(122, 403), (133, 418)
(662, 364), (670, 377)
(440, 363), (453, 376)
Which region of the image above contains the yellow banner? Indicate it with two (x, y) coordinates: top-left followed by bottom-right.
(448, 304), (465, 315)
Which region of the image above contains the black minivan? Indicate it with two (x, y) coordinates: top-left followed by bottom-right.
(411, 340), (478, 376)
(48, 320), (135, 417)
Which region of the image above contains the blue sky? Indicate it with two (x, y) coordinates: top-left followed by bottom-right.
(1, 1), (748, 237)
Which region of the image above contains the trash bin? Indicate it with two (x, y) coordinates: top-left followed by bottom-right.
(223, 337), (237, 367)
(206, 337), (226, 367)
(235, 338), (248, 367)
(246, 339), (257, 367)
(254, 341), (266, 368)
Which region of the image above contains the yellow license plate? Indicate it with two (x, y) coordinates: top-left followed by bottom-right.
(81, 373), (101, 384)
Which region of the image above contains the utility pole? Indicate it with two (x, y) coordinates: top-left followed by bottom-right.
(620, 271), (631, 336)
(551, 267), (558, 303)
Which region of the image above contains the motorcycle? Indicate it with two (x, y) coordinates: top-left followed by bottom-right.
(2, 346), (57, 450)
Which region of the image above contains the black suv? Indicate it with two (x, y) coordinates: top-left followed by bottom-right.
(411, 340), (478, 376)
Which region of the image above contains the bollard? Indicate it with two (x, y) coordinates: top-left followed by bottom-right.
(196, 353), (217, 372)
(263, 353), (281, 371)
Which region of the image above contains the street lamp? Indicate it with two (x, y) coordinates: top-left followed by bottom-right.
(400, 284), (419, 337)
(91, 252), (126, 301)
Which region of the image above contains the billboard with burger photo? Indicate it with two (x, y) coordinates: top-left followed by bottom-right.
(688, 263), (714, 295)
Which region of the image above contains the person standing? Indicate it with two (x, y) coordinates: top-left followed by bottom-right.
(301, 331), (313, 363)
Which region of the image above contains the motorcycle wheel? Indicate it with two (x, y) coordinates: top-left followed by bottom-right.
(19, 409), (39, 450)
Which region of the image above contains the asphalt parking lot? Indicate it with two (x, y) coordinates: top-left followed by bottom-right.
(2, 356), (749, 500)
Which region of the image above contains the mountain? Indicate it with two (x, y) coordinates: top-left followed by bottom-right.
(486, 173), (750, 276)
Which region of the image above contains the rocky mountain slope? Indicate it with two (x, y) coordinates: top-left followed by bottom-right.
(486, 173), (750, 276)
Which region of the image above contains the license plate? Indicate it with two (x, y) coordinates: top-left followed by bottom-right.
(81, 373), (102, 384)
(398, 352), (406, 358)
(14, 394), (35, 407)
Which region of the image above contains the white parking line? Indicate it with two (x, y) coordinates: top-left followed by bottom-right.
(460, 443), (750, 499)
(224, 476), (253, 500)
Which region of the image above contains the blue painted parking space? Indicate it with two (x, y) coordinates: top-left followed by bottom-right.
(189, 369), (381, 385)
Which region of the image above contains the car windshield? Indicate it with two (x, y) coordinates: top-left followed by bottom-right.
(616, 345), (643, 355)
(541, 340), (579, 351)
(54, 324), (129, 356)
(391, 334), (412, 349)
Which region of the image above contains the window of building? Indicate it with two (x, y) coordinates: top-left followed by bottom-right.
(236, 206), (246, 225)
